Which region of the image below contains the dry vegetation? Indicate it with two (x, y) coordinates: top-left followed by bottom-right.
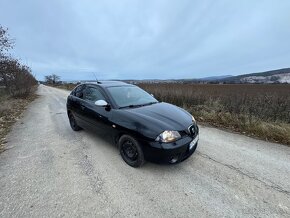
(139, 83), (290, 145)
(50, 83), (76, 91)
(0, 89), (37, 152)
(0, 25), (38, 152)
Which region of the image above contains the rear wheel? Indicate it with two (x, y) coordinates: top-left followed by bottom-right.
(118, 135), (145, 168)
(68, 113), (82, 131)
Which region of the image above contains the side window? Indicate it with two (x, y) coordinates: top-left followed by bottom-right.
(74, 85), (84, 98)
(83, 87), (105, 102)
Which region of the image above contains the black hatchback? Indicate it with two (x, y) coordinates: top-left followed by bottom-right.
(67, 81), (199, 167)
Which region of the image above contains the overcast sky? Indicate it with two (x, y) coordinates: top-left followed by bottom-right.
(0, 0), (290, 80)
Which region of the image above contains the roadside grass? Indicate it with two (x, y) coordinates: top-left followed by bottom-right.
(189, 107), (290, 145)
(0, 88), (38, 153)
(47, 83), (76, 91)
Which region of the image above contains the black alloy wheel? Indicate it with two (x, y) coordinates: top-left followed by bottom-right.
(119, 135), (145, 167)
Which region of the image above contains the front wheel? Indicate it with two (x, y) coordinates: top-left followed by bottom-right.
(118, 135), (145, 168)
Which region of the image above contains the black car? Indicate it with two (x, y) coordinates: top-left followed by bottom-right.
(66, 81), (199, 167)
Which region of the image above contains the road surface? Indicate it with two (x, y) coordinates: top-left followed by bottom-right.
(1, 85), (290, 217)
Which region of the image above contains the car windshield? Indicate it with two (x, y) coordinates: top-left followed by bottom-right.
(107, 86), (158, 108)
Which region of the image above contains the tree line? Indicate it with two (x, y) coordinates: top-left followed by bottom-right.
(44, 74), (61, 84)
(0, 25), (37, 97)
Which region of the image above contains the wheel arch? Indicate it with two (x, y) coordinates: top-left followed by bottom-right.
(114, 130), (142, 147)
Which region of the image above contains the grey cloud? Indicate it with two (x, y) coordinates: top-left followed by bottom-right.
(0, 0), (289, 80)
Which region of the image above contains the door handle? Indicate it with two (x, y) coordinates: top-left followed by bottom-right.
(80, 105), (85, 110)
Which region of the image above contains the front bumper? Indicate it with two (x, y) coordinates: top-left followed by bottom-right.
(142, 134), (199, 164)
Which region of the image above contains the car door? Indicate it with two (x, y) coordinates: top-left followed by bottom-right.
(81, 86), (112, 133)
(69, 85), (87, 126)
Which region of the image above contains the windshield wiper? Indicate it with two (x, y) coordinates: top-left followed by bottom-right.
(140, 101), (158, 106)
(119, 104), (143, 109)
(119, 102), (159, 109)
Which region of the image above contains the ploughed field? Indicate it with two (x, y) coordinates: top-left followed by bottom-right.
(139, 83), (290, 145)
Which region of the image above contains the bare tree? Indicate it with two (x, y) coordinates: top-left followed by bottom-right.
(0, 25), (14, 54)
(51, 74), (60, 84)
(44, 74), (60, 84)
(44, 75), (53, 84)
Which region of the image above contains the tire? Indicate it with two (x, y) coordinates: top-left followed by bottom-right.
(118, 135), (145, 168)
(68, 113), (82, 131)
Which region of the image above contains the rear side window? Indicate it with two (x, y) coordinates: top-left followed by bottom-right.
(83, 87), (105, 102)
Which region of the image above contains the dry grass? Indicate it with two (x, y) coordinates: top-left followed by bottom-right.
(49, 83), (77, 91)
(0, 88), (37, 152)
(139, 83), (290, 145)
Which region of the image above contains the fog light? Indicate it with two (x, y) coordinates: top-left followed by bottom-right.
(169, 156), (179, 163)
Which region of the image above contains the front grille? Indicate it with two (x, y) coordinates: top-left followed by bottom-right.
(179, 124), (199, 138)
(187, 124), (198, 138)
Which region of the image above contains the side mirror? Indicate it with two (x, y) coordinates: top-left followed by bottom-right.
(76, 92), (83, 98)
(95, 100), (108, 107)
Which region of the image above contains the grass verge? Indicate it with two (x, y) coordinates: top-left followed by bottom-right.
(188, 106), (290, 145)
(0, 88), (38, 153)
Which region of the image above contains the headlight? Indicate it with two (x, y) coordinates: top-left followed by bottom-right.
(155, 130), (181, 143)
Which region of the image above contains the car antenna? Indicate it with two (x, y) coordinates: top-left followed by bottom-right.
(92, 72), (101, 84)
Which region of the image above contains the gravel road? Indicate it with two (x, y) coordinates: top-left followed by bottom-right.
(1, 85), (290, 218)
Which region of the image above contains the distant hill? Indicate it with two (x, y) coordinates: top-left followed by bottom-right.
(199, 75), (233, 81)
(220, 68), (290, 84)
(60, 68), (290, 84)
(132, 68), (290, 84)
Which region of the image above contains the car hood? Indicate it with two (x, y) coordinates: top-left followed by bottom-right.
(115, 102), (193, 138)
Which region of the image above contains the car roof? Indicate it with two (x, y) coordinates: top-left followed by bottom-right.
(82, 81), (133, 88)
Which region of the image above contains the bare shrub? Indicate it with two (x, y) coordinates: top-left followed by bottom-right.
(0, 56), (37, 97)
(0, 25), (37, 98)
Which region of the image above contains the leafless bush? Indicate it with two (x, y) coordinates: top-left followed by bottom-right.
(0, 25), (37, 98)
(0, 56), (37, 97)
